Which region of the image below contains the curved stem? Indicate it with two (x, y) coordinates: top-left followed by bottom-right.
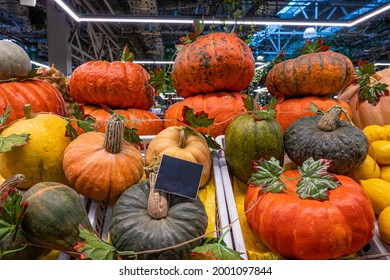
(103, 114), (124, 154)
(317, 105), (342, 132)
(23, 104), (36, 119)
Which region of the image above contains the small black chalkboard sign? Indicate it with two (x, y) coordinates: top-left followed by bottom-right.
(154, 154), (204, 199)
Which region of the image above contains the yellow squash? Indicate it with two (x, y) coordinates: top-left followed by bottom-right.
(347, 154), (380, 182)
(363, 125), (387, 144)
(368, 140), (390, 165)
(360, 178), (390, 215)
(0, 105), (71, 189)
(378, 206), (390, 245)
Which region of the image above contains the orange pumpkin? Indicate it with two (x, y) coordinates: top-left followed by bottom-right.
(0, 79), (67, 126)
(69, 61), (155, 110)
(172, 32), (255, 98)
(245, 169), (375, 260)
(62, 115), (144, 204)
(338, 69), (390, 129)
(164, 92), (248, 138)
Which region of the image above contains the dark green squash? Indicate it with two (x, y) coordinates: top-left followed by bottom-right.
(109, 178), (208, 260)
(224, 104), (285, 184)
(284, 106), (369, 174)
(21, 182), (94, 253)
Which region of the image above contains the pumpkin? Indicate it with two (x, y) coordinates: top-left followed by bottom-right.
(266, 51), (354, 98)
(109, 175), (208, 260)
(284, 106), (369, 174)
(74, 105), (163, 135)
(0, 79), (67, 126)
(244, 168), (375, 260)
(69, 61), (155, 110)
(62, 114), (144, 203)
(21, 181), (94, 253)
(274, 96), (353, 132)
(164, 92), (248, 138)
(0, 105), (71, 189)
(338, 69), (390, 129)
(145, 126), (211, 187)
(224, 105), (285, 184)
(172, 32), (255, 98)
(0, 40), (31, 80)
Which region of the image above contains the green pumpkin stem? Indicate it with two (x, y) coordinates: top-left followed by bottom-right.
(317, 106), (342, 132)
(103, 114), (124, 154)
(147, 159), (169, 219)
(23, 104), (36, 119)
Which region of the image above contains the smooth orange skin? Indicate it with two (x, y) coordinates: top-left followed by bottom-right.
(244, 169), (375, 260)
(172, 32), (255, 98)
(0, 79), (67, 126)
(164, 92), (248, 138)
(69, 61), (155, 110)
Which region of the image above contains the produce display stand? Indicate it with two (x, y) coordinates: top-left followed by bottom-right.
(215, 135), (390, 260)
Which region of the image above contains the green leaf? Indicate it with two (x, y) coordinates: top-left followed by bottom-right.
(0, 106), (11, 127)
(201, 132), (221, 150)
(296, 157), (341, 200)
(301, 37), (330, 54)
(182, 106), (214, 128)
(66, 103), (97, 139)
(149, 68), (174, 94)
(124, 127), (142, 146)
(308, 102), (324, 115)
(65, 122), (78, 140)
(74, 224), (116, 260)
(121, 45), (134, 62)
(249, 157), (285, 193)
(242, 95), (254, 111)
(0, 133), (30, 153)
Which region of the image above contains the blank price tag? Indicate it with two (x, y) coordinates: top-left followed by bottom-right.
(154, 154), (204, 199)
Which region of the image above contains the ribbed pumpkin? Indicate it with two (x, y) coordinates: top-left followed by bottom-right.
(338, 69), (390, 129)
(21, 182), (94, 253)
(245, 169), (375, 260)
(0, 79), (67, 126)
(164, 92), (247, 138)
(172, 32), (255, 98)
(0, 40), (31, 80)
(284, 106), (369, 174)
(69, 61), (155, 110)
(266, 51), (354, 98)
(74, 105), (163, 135)
(225, 104), (285, 184)
(62, 114), (144, 203)
(274, 96), (353, 132)
(0, 105), (71, 189)
(145, 126), (211, 187)
(109, 177), (208, 260)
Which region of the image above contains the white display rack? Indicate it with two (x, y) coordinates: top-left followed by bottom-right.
(215, 135), (390, 260)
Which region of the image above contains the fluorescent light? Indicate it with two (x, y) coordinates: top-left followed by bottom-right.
(54, 0), (80, 21)
(349, 3), (390, 27)
(375, 62), (390, 66)
(134, 60), (174, 64)
(31, 60), (50, 68)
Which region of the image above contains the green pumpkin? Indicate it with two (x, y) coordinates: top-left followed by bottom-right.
(109, 179), (208, 260)
(21, 182), (94, 253)
(0, 40), (31, 80)
(225, 106), (285, 184)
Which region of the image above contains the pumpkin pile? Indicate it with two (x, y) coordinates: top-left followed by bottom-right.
(68, 46), (163, 136)
(266, 38), (354, 131)
(164, 32), (255, 138)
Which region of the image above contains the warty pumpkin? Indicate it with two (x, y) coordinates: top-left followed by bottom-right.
(163, 92), (248, 138)
(266, 51), (354, 98)
(0, 79), (67, 126)
(172, 32), (255, 98)
(0, 40), (31, 80)
(62, 114), (144, 203)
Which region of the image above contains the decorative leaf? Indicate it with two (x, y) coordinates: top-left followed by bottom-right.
(254, 49), (284, 87)
(301, 37), (330, 54)
(0, 106), (11, 127)
(0, 133), (30, 153)
(66, 103), (97, 139)
(270, 49), (285, 66)
(249, 157), (285, 193)
(308, 102), (324, 115)
(0, 69), (39, 84)
(296, 157), (341, 200)
(242, 95), (254, 111)
(121, 45), (134, 62)
(74, 224), (116, 260)
(149, 68), (174, 94)
(178, 19), (204, 47)
(201, 132), (221, 150)
(182, 106), (214, 128)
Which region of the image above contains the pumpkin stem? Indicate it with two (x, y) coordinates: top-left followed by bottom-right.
(104, 114), (124, 154)
(147, 158), (169, 219)
(317, 106), (342, 132)
(23, 104), (36, 119)
(178, 128), (187, 148)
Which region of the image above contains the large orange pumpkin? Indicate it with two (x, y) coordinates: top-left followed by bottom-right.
(266, 51), (354, 98)
(69, 61), (155, 110)
(0, 79), (67, 126)
(275, 96), (353, 131)
(338, 69), (390, 129)
(164, 92), (248, 138)
(172, 32), (255, 98)
(245, 169), (375, 260)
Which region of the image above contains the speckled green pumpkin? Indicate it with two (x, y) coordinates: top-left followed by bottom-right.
(284, 114), (369, 174)
(21, 182), (94, 253)
(225, 114), (285, 184)
(109, 179), (208, 260)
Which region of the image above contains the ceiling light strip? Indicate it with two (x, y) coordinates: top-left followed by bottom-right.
(54, 0), (80, 21)
(31, 60), (50, 68)
(349, 2), (390, 27)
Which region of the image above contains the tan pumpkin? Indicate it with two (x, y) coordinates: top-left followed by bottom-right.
(145, 126), (211, 187)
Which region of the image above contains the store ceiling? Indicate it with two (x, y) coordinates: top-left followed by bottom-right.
(0, 0), (389, 69)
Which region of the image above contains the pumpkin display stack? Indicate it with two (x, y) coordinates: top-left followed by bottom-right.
(164, 32), (255, 138)
(68, 46), (164, 136)
(266, 38), (354, 132)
